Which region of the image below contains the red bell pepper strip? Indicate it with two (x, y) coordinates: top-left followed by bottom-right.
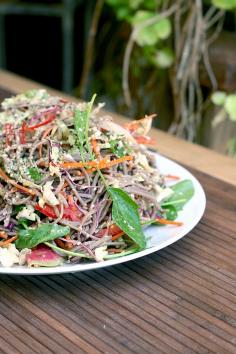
(134, 135), (156, 145)
(35, 197), (82, 222)
(35, 204), (57, 219)
(96, 224), (122, 238)
(19, 122), (27, 144)
(28, 112), (56, 130)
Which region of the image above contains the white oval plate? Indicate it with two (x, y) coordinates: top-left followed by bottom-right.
(0, 153), (206, 275)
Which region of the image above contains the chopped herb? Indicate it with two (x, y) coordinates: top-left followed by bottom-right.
(74, 94), (96, 161)
(28, 167), (42, 182)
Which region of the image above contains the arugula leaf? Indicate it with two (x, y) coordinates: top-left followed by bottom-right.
(74, 94), (96, 161)
(16, 224), (70, 249)
(163, 179), (194, 211)
(108, 187), (146, 249)
(109, 139), (131, 158)
(28, 167), (42, 182)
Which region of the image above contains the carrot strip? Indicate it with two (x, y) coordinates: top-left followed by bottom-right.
(59, 156), (133, 171)
(0, 236), (17, 247)
(125, 114), (157, 133)
(112, 231), (125, 241)
(59, 160), (99, 169)
(38, 126), (54, 159)
(0, 231), (8, 239)
(164, 174), (180, 181)
(97, 156), (133, 170)
(91, 139), (100, 158)
(156, 218), (183, 226)
(0, 167), (36, 196)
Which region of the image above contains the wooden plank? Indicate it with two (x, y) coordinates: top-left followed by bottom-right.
(0, 170), (235, 353)
(0, 69), (236, 186)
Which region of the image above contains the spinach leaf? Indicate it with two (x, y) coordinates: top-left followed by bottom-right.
(28, 167), (42, 182)
(108, 187), (146, 249)
(74, 94), (96, 161)
(16, 224), (70, 249)
(162, 205), (178, 221)
(163, 179), (194, 211)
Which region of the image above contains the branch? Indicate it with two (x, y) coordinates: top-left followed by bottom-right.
(122, 3), (177, 108)
(78, 0), (104, 98)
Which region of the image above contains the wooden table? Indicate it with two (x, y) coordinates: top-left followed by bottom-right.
(0, 71), (236, 354)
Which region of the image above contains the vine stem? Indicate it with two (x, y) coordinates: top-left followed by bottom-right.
(122, 3), (177, 108)
(78, 0), (104, 98)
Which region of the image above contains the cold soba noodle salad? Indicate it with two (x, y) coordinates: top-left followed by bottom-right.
(0, 90), (194, 267)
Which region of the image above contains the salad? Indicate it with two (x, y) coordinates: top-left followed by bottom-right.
(0, 90), (194, 267)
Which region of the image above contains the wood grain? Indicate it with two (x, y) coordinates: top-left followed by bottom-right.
(0, 168), (235, 353)
(1, 69), (236, 186)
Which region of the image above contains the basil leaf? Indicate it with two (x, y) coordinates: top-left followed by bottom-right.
(109, 187), (146, 249)
(28, 167), (42, 182)
(164, 179), (194, 211)
(74, 94), (96, 160)
(16, 224), (70, 249)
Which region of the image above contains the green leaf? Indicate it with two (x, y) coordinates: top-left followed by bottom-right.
(16, 224), (70, 249)
(224, 94), (236, 121)
(132, 11), (171, 46)
(109, 139), (131, 157)
(108, 187), (146, 249)
(28, 167), (42, 182)
(25, 89), (38, 99)
(227, 137), (236, 157)
(154, 18), (171, 39)
(165, 179), (195, 211)
(74, 94), (96, 160)
(162, 205), (178, 221)
(153, 48), (174, 68)
(211, 91), (227, 106)
(211, 0), (236, 10)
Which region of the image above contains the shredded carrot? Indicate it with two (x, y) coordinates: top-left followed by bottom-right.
(112, 231), (125, 241)
(156, 218), (183, 226)
(97, 156), (133, 170)
(164, 174), (180, 181)
(0, 231), (8, 239)
(0, 167), (36, 196)
(125, 114), (157, 133)
(59, 160), (99, 169)
(91, 139), (100, 158)
(0, 236), (17, 247)
(59, 156), (133, 172)
(38, 126), (54, 159)
(11, 181), (36, 196)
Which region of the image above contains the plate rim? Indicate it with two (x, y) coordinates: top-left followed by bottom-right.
(0, 153), (206, 275)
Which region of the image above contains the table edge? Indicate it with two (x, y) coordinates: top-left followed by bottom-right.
(1, 69), (236, 186)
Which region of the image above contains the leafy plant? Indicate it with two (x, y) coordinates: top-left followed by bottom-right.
(211, 91), (236, 156)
